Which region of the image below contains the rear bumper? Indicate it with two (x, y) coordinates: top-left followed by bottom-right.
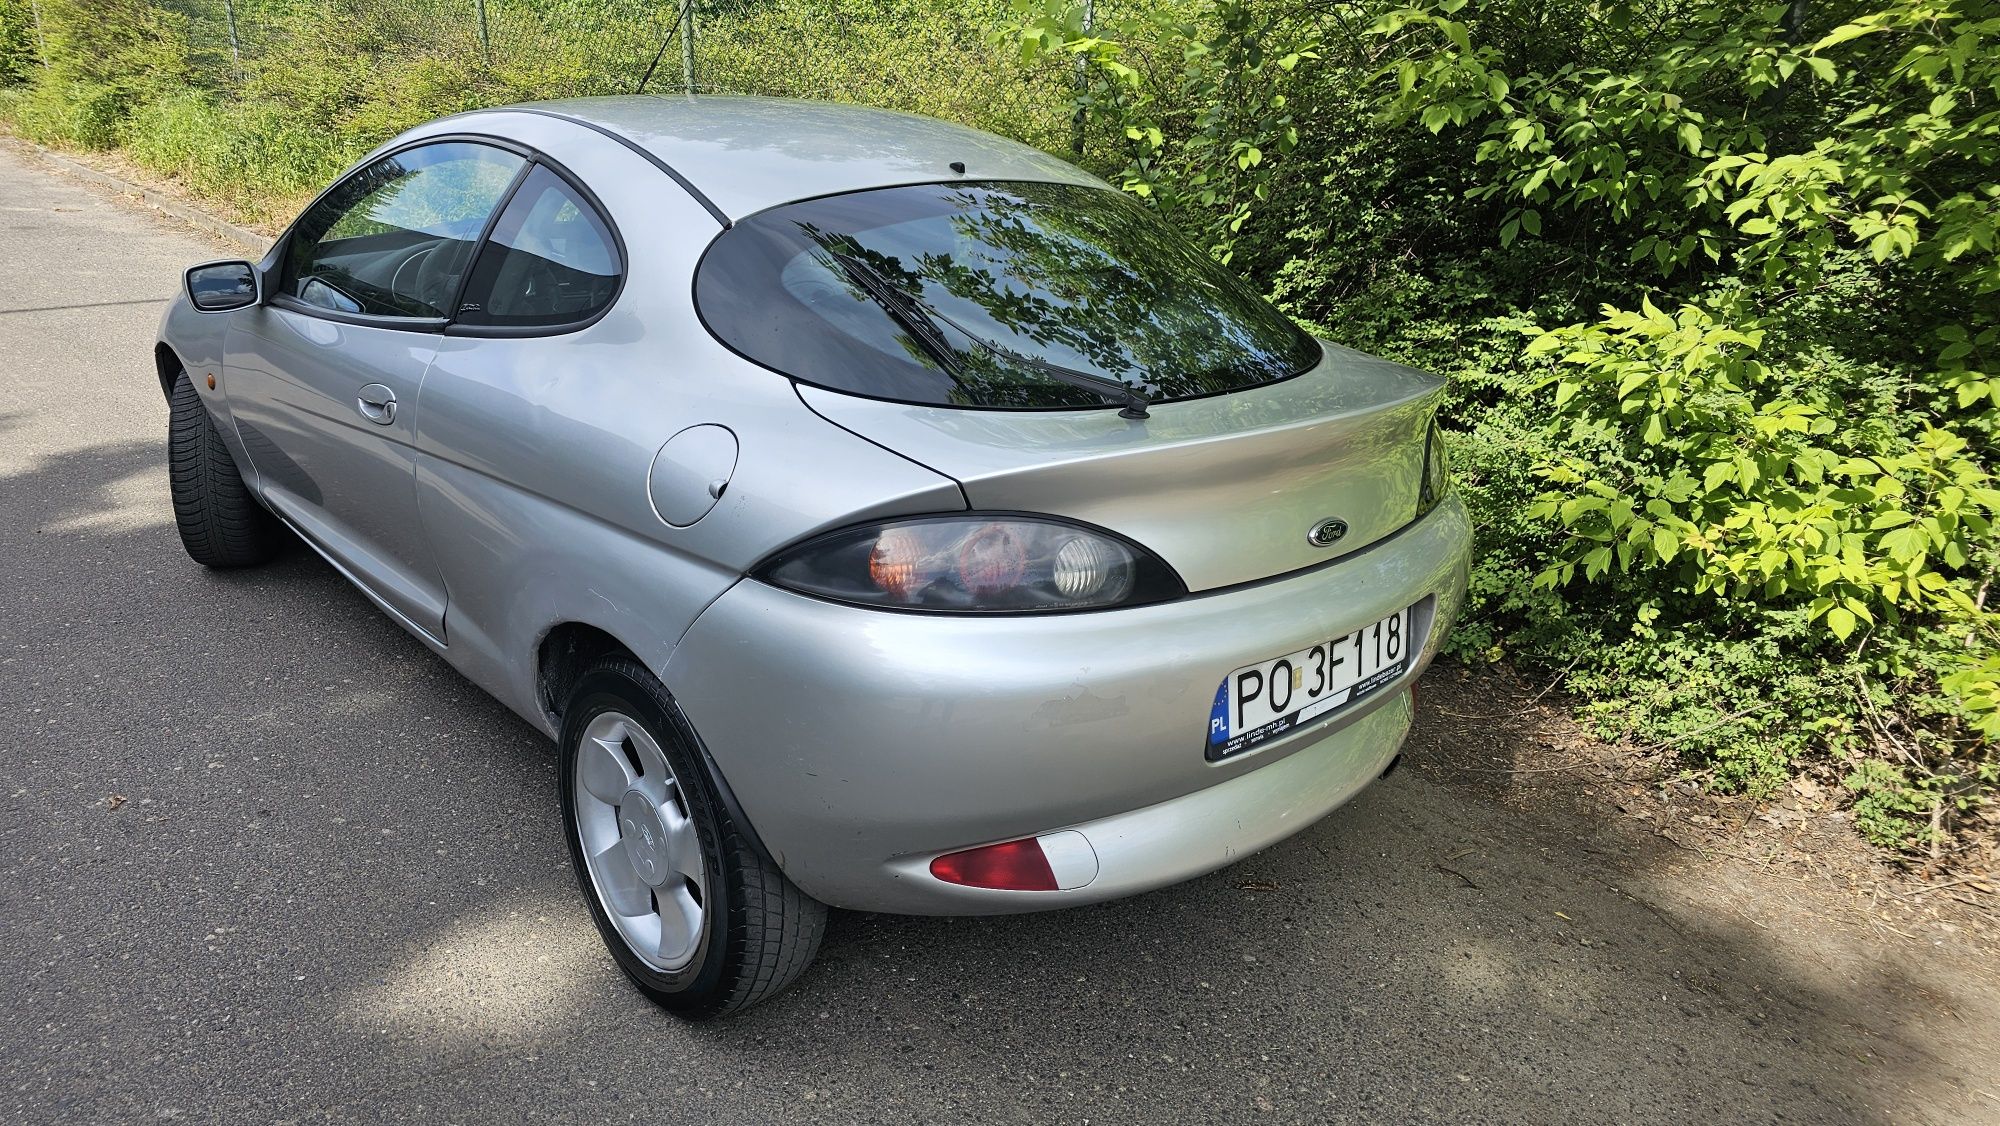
(662, 493), (1470, 914)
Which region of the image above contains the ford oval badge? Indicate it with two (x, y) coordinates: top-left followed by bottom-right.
(1308, 517), (1349, 548)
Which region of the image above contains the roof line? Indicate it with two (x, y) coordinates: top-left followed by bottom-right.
(480, 106), (732, 228)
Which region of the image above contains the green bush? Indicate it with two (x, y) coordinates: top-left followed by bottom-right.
(0, 0), (37, 87)
(9, 78), (129, 148)
(1005, 0), (1998, 859)
(122, 92), (358, 222)
(6, 0), (193, 146)
(0, 0), (1065, 223)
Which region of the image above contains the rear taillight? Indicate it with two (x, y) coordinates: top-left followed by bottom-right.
(759, 514), (1185, 613)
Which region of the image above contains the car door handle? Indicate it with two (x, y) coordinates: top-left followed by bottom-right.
(356, 383), (397, 425)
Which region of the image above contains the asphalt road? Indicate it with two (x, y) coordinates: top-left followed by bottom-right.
(2, 141), (1995, 1125)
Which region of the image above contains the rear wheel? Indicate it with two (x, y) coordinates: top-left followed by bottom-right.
(167, 371), (282, 567)
(558, 657), (826, 1018)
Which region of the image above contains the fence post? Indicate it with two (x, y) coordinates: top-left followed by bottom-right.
(1070, 0), (1094, 155)
(223, 0), (242, 74)
(679, 0), (696, 96)
(475, 0), (492, 62)
(29, 0), (46, 67)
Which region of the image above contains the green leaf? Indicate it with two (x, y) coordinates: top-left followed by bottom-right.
(1560, 495), (1608, 523)
(1811, 21), (1881, 51)
(1878, 525), (1929, 562)
(1652, 525), (1679, 562)
(1704, 460), (1735, 494)
(1826, 605), (1857, 641)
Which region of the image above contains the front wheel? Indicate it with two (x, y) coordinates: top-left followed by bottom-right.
(558, 657), (826, 1018)
(167, 371), (283, 568)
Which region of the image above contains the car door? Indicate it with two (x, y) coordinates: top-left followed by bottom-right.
(225, 140), (529, 642)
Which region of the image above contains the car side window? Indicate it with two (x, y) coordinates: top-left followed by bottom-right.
(453, 165), (620, 328)
(282, 142), (526, 320)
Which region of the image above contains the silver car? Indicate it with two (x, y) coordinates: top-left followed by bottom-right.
(159, 96), (1471, 1017)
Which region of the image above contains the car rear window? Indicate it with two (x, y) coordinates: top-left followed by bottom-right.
(693, 181), (1321, 410)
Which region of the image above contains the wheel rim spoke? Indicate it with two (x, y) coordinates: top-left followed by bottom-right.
(590, 839), (652, 917)
(661, 804), (703, 890)
(576, 730), (636, 804)
(625, 728), (674, 804)
(656, 882), (702, 967)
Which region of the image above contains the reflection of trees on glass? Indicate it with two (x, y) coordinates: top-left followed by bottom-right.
(796, 224), (1110, 409)
(699, 180), (1319, 410)
(325, 153), (520, 241)
(912, 185), (1292, 395)
(283, 143), (525, 319)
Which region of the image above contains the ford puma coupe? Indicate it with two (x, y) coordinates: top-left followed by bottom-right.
(158, 96), (1470, 1017)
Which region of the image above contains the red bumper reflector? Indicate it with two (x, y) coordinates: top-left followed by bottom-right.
(929, 837), (1059, 891)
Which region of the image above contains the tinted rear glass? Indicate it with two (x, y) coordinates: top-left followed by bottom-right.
(695, 181), (1320, 409)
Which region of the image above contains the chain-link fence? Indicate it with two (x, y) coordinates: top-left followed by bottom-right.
(160, 0), (690, 91)
(0, 0), (1082, 220)
(8, 0), (1069, 117)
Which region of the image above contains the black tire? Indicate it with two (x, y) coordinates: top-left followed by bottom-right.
(167, 371), (282, 568)
(558, 657), (826, 1018)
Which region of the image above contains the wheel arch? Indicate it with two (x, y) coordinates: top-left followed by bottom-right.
(155, 342), (185, 400)
(536, 619), (780, 869)
(536, 621), (640, 728)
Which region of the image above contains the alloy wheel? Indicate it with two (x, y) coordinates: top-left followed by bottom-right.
(571, 710), (707, 971)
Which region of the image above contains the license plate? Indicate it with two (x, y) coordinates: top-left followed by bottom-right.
(1206, 605), (1416, 761)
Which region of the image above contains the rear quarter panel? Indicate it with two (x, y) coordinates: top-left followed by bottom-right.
(403, 112), (964, 733)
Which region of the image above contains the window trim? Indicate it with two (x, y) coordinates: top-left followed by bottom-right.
(436, 158), (538, 323)
(261, 132), (627, 340)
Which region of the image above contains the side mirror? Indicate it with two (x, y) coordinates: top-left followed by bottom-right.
(185, 260), (261, 312)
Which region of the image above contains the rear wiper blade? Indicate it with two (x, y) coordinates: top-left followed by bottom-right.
(824, 249), (966, 380)
(828, 249), (1150, 420)
(960, 330), (1153, 421)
